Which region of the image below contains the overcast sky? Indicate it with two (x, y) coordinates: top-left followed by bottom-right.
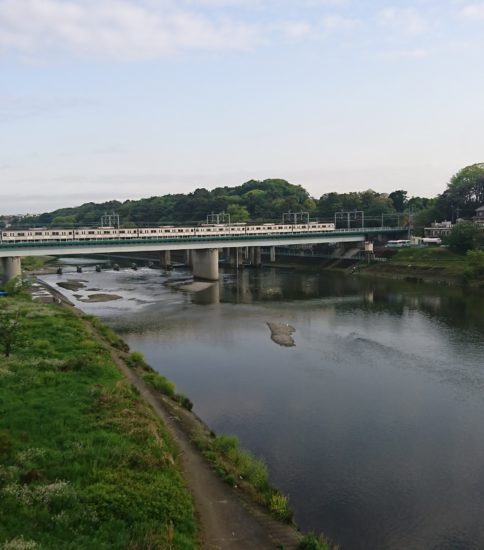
(1, 0), (484, 214)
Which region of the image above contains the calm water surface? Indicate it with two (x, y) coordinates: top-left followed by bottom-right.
(43, 266), (484, 550)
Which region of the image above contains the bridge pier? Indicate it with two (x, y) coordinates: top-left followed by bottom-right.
(184, 250), (191, 267)
(254, 246), (262, 267)
(269, 246), (276, 263)
(1, 257), (22, 283)
(191, 248), (219, 281)
(160, 250), (171, 268)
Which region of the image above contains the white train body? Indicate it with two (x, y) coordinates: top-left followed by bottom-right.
(1, 222), (336, 244)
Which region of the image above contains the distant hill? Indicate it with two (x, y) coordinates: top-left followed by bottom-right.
(13, 179), (318, 227)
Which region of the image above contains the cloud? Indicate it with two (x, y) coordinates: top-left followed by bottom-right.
(460, 3), (484, 19)
(378, 7), (428, 35)
(277, 21), (312, 39)
(321, 14), (359, 31)
(0, 0), (261, 61)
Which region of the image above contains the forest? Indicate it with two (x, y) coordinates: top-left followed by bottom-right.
(4, 163), (484, 236)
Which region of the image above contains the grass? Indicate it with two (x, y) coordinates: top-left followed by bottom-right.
(20, 256), (55, 272)
(192, 429), (293, 523)
(298, 532), (333, 550)
(121, 350), (295, 524)
(388, 247), (467, 272)
(0, 296), (197, 549)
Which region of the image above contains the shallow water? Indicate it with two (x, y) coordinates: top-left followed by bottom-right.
(42, 266), (484, 549)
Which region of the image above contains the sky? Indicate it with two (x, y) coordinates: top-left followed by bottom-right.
(1, 0), (484, 214)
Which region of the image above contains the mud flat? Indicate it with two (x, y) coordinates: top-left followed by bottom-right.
(57, 280), (87, 291)
(267, 322), (296, 347)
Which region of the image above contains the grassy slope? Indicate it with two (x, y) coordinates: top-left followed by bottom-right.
(387, 247), (467, 274)
(0, 298), (197, 549)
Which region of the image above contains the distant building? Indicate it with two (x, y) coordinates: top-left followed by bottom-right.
(424, 221), (453, 238)
(473, 206), (484, 228)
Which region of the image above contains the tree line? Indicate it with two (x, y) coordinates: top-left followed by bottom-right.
(5, 164), (484, 236)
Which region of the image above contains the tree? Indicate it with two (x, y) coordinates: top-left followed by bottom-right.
(437, 163), (484, 220)
(227, 204), (250, 223)
(445, 222), (480, 253)
(0, 302), (27, 358)
(389, 190), (408, 212)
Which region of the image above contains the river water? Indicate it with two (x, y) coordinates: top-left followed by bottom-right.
(42, 263), (484, 550)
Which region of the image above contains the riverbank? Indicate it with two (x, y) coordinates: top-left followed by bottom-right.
(0, 294), (197, 548)
(359, 247), (484, 288)
(1, 285), (332, 549)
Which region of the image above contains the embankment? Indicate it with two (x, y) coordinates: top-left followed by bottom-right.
(1, 289), (333, 549)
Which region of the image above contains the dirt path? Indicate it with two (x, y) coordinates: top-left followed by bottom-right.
(43, 284), (303, 549)
(113, 358), (302, 550)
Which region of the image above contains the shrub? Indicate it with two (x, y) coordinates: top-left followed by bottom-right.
(143, 372), (176, 397)
(299, 532), (332, 550)
(126, 352), (149, 370)
(269, 493), (293, 522)
(213, 435), (239, 457)
(175, 393), (193, 411)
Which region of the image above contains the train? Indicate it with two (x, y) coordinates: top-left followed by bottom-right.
(0, 222), (336, 244)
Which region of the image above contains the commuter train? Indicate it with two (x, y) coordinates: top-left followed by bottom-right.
(0, 222), (336, 244)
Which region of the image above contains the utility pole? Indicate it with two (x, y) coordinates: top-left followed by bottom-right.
(408, 207), (413, 240)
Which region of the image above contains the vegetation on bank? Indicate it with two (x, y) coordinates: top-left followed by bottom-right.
(124, 350), (298, 525)
(20, 257), (55, 273)
(0, 295), (197, 549)
(369, 247), (484, 287)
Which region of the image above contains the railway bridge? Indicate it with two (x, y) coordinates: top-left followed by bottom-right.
(0, 227), (405, 282)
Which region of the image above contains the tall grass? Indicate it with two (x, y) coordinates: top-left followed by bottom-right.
(0, 298), (197, 549)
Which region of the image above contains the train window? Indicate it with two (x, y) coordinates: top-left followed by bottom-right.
(18, 232), (25, 236)
(178, 229), (184, 233)
(151, 230), (156, 233)
(52, 232), (59, 236)
(120, 230), (126, 234)
(88, 231), (95, 235)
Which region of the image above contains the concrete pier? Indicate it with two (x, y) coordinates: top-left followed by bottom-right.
(254, 246), (262, 267)
(160, 250), (171, 268)
(1, 257), (22, 283)
(184, 250), (192, 267)
(191, 248), (219, 281)
(269, 246), (276, 263)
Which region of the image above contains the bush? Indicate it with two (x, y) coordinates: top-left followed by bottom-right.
(299, 532), (332, 550)
(175, 393), (193, 411)
(143, 372), (176, 397)
(269, 493), (293, 522)
(446, 222), (480, 253)
(126, 352), (149, 370)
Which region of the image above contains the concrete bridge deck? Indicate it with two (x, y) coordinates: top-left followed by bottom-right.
(0, 227), (404, 282)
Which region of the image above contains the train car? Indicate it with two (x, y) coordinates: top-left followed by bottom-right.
(0, 220), (336, 244)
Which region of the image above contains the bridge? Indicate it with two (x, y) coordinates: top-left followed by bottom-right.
(0, 227), (405, 282)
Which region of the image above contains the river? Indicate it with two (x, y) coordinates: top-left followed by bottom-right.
(41, 263), (484, 549)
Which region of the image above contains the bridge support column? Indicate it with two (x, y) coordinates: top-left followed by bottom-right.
(269, 246), (276, 263)
(191, 248), (219, 281)
(254, 246), (262, 267)
(1, 257), (22, 283)
(160, 250), (171, 268)
(184, 250), (192, 267)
